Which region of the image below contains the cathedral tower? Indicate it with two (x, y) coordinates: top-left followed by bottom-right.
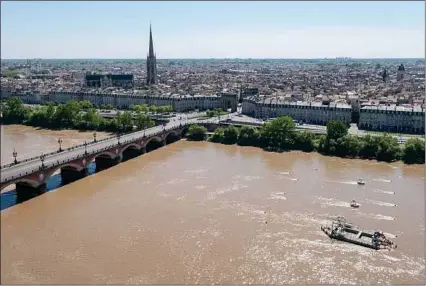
(146, 24), (157, 85)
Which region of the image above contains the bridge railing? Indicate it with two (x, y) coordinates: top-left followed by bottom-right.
(0, 133), (119, 170)
(0, 143), (118, 184)
(0, 124), (191, 182)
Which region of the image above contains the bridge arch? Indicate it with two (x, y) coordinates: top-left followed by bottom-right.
(44, 162), (86, 183)
(165, 130), (181, 145)
(120, 142), (142, 161)
(89, 151), (117, 163)
(0, 178), (42, 192)
(144, 136), (163, 147)
(121, 142), (142, 153)
(144, 136), (164, 152)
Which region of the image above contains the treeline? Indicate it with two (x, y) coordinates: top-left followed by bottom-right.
(130, 104), (173, 114)
(206, 108), (226, 118)
(186, 117), (425, 165)
(1, 97), (155, 133)
(39, 101), (174, 114)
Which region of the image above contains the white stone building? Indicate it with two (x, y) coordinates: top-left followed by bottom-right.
(359, 105), (425, 134)
(242, 97), (352, 125)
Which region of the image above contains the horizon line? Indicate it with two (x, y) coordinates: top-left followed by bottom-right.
(2, 57), (424, 61)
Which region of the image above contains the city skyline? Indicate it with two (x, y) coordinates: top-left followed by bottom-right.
(1, 1), (424, 59)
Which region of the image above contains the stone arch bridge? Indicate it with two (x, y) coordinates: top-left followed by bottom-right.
(0, 123), (192, 193)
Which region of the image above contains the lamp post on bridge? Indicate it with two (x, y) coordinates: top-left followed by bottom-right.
(40, 151), (46, 168)
(93, 131), (97, 142)
(117, 134), (121, 145)
(179, 116), (182, 127)
(13, 148), (18, 164)
(58, 137), (63, 152)
(84, 141), (88, 155)
(163, 123), (166, 133)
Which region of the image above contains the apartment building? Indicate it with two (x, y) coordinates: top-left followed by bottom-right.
(242, 97), (352, 125)
(359, 105), (425, 134)
(1, 91), (237, 113)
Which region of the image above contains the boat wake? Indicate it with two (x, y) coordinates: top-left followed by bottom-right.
(364, 198), (397, 207)
(314, 197), (350, 208)
(372, 178), (392, 183)
(270, 192), (287, 201)
(357, 212), (395, 221)
(184, 169), (208, 174)
(373, 189), (395, 195)
(340, 181), (358, 185)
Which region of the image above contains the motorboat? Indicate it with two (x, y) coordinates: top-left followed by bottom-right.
(357, 179), (365, 185)
(350, 200), (360, 208)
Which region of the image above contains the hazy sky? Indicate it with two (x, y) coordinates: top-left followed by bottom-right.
(1, 1), (424, 59)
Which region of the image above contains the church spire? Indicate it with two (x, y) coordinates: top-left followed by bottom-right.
(149, 23), (154, 57)
(146, 23), (157, 85)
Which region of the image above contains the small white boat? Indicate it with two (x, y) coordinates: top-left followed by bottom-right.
(350, 200), (360, 208)
(357, 179), (365, 185)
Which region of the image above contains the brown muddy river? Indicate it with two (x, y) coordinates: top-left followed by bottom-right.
(1, 125), (425, 284)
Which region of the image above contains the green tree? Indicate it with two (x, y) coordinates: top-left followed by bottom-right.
(2, 97), (30, 123)
(326, 120), (348, 141)
(78, 100), (93, 110)
(402, 138), (425, 164)
(206, 110), (215, 117)
(215, 108), (224, 116)
(157, 106), (166, 114)
(149, 105), (158, 114)
(237, 126), (259, 146)
(359, 135), (380, 159)
(117, 111), (133, 131)
(375, 134), (401, 162)
(135, 112), (154, 130)
(223, 126), (239, 144)
(210, 127), (225, 143)
(261, 116), (295, 150)
(314, 134), (327, 152)
(186, 124), (207, 141)
(293, 131), (315, 152)
(81, 108), (102, 129)
(164, 105), (173, 113)
(52, 100), (80, 127)
(341, 135), (362, 158)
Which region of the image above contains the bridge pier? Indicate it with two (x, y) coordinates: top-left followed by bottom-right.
(95, 156), (121, 171)
(122, 148), (142, 162)
(16, 182), (47, 194)
(61, 167), (88, 184)
(16, 182), (47, 203)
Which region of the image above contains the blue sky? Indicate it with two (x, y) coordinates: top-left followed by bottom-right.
(1, 1), (424, 59)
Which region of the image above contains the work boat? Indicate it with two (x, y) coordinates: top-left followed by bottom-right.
(357, 179), (365, 185)
(321, 217), (397, 250)
(350, 200), (360, 208)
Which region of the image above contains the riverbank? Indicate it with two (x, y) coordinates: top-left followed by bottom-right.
(186, 120), (425, 165)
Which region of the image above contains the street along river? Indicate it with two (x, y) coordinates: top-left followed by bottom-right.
(1, 124), (424, 284)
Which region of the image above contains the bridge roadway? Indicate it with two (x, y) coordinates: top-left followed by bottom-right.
(0, 117), (218, 186)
